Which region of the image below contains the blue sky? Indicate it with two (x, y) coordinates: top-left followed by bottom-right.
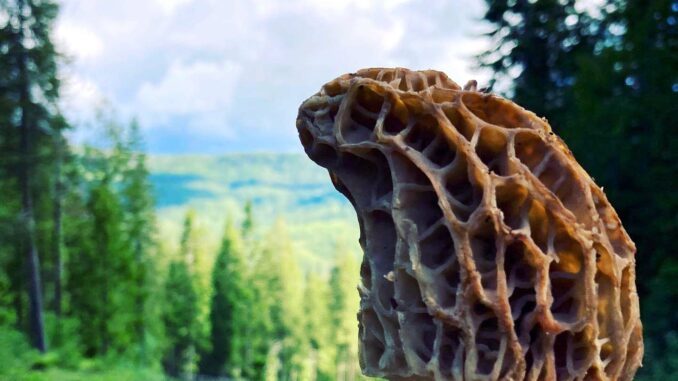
(56, 0), (491, 154)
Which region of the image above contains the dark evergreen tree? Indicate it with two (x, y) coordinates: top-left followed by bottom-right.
(120, 119), (156, 361)
(162, 259), (199, 377)
(67, 171), (128, 356)
(242, 199), (254, 238)
(0, 0), (68, 351)
(180, 210), (196, 268)
(51, 132), (65, 320)
(583, 2), (675, 379)
(65, 114), (157, 358)
(162, 210), (200, 377)
(236, 202), (274, 381)
(200, 220), (248, 377)
(479, 0), (677, 378)
(88, 180), (129, 354)
(478, 0), (607, 123)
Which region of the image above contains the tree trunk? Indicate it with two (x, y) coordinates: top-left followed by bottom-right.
(17, 0), (47, 352)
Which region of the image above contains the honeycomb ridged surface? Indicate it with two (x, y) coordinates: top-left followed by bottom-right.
(296, 68), (642, 381)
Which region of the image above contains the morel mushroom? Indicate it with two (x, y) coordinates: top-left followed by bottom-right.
(296, 68), (642, 381)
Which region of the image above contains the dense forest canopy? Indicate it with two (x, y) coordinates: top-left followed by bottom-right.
(479, 0), (676, 378)
(0, 0), (675, 380)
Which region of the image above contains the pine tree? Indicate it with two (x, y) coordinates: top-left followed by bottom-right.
(256, 220), (308, 381)
(68, 169), (130, 356)
(162, 259), (198, 377)
(0, 0), (66, 352)
(180, 210), (197, 269)
(120, 119), (156, 362)
(276, 225), (307, 381)
(242, 199), (254, 238)
(65, 114), (156, 357)
(89, 180), (130, 354)
(246, 219), (310, 381)
(162, 209), (200, 377)
(200, 220), (249, 377)
(477, 0), (607, 124)
(329, 251), (361, 381)
(479, 0), (677, 378)
(588, 2), (675, 378)
(178, 209), (212, 366)
(238, 203), (273, 381)
(303, 273), (333, 381)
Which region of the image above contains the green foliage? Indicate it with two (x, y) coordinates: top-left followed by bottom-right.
(271, 221), (308, 381)
(478, 0), (610, 116)
(329, 252), (362, 381)
(479, 0), (676, 377)
(162, 211), (200, 378)
(0, 0), (69, 352)
(65, 113), (159, 361)
(1, 0), (369, 380)
(304, 274), (334, 381)
(242, 199), (255, 238)
(120, 119), (157, 360)
(199, 220), (248, 377)
(162, 260), (199, 378)
(248, 220), (304, 381)
(0, 326), (39, 380)
(44, 313), (83, 369)
(147, 153), (361, 267)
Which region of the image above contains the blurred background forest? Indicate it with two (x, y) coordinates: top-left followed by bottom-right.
(0, 0), (675, 380)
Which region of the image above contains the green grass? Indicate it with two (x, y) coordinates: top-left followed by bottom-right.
(0, 327), (165, 381)
(5, 367), (166, 381)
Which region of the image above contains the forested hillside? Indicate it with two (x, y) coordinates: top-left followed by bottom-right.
(147, 154), (360, 271)
(0, 1), (364, 380)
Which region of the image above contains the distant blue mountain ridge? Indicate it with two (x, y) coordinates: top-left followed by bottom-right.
(147, 153), (360, 264)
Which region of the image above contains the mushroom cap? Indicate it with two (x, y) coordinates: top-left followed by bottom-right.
(297, 68), (642, 381)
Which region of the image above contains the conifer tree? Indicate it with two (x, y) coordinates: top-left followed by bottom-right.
(237, 203), (273, 381)
(180, 210), (197, 269)
(162, 209), (202, 376)
(242, 199), (254, 238)
(120, 119), (156, 361)
(178, 209), (212, 363)
(248, 219), (309, 381)
(0, 0), (66, 351)
(200, 220), (249, 377)
(275, 226), (307, 381)
(87, 180), (129, 354)
(478, 1), (676, 377)
(303, 273), (333, 381)
(68, 158), (132, 356)
(66, 115), (156, 357)
(478, 0), (606, 123)
(162, 259), (198, 377)
(329, 251), (361, 381)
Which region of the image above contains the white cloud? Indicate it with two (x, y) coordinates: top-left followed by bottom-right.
(137, 60), (241, 115)
(58, 0), (489, 152)
(153, 0), (194, 13)
(55, 22), (103, 60)
(135, 60), (241, 137)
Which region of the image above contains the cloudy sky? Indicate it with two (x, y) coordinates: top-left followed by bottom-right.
(56, 0), (490, 154)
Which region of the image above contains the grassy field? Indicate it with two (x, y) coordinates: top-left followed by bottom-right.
(3, 368), (166, 381)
